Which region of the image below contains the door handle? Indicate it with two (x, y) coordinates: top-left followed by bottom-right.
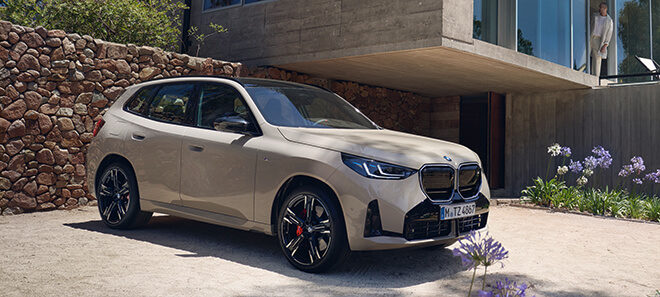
(131, 133), (145, 141)
(188, 145), (204, 152)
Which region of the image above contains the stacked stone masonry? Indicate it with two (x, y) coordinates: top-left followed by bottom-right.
(0, 21), (241, 215)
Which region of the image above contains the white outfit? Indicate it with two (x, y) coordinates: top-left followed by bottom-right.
(591, 14), (613, 76)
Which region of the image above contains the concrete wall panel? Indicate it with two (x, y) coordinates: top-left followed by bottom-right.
(190, 0), (449, 65)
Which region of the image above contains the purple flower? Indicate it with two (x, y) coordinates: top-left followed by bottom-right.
(597, 152), (612, 169)
(583, 156), (598, 170)
(631, 156), (646, 172)
(583, 146), (612, 169)
(633, 178), (643, 185)
(569, 160), (583, 173)
(619, 165), (633, 177)
(645, 170), (660, 183)
(592, 146), (606, 157)
(560, 146), (572, 157)
(478, 278), (532, 297)
(452, 231), (509, 270)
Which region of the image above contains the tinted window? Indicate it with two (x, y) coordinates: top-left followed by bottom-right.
(126, 86), (157, 115)
(245, 87), (378, 129)
(204, 0), (240, 9)
(197, 83), (251, 128)
(147, 84), (195, 124)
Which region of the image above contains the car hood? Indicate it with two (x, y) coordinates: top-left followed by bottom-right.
(277, 127), (480, 169)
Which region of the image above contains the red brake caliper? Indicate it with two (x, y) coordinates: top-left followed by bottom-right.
(296, 208), (307, 236)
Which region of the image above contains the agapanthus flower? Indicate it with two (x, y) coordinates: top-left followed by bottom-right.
(547, 143), (561, 157)
(619, 165), (633, 177)
(583, 156), (598, 170)
(556, 166), (568, 175)
(577, 176), (588, 186)
(645, 170), (660, 183)
(478, 278), (531, 297)
(582, 168), (593, 177)
(631, 156), (646, 172)
(592, 146), (606, 157)
(452, 231), (509, 270)
(597, 151), (612, 169)
(560, 146), (572, 157)
(569, 160), (583, 173)
(632, 178), (643, 185)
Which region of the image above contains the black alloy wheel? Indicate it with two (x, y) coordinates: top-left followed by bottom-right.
(277, 186), (348, 272)
(96, 162), (152, 229)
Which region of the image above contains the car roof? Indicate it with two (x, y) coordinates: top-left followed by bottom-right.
(234, 77), (317, 89)
(131, 76), (325, 92)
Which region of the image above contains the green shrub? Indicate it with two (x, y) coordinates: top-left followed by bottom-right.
(645, 197), (660, 222)
(621, 193), (646, 219)
(521, 177), (567, 207)
(550, 186), (580, 209)
(0, 0), (188, 51)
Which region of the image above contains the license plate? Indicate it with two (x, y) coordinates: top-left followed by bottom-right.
(440, 203), (476, 220)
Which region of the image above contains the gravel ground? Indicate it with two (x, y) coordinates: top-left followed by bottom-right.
(0, 205), (658, 297)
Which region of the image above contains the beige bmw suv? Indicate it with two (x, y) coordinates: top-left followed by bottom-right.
(86, 76), (490, 272)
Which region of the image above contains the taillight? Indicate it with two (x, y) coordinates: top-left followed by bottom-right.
(92, 119), (105, 137)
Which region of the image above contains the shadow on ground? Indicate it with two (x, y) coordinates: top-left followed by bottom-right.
(65, 215), (620, 297)
(66, 215), (464, 288)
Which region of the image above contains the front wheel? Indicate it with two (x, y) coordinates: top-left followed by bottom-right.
(277, 186), (349, 272)
(96, 162), (152, 229)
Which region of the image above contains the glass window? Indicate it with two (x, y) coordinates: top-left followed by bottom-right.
(147, 84), (195, 124)
(574, 0), (589, 72)
(125, 86), (157, 115)
(473, 0), (498, 44)
(616, 0), (651, 78)
(245, 87), (378, 129)
(197, 83), (252, 129)
(654, 0), (660, 62)
(244, 0), (266, 4)
(518, 0), (571, 67)
(204, 0), (240, 10)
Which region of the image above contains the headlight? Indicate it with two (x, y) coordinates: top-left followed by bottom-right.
(341, 153), (416, 180)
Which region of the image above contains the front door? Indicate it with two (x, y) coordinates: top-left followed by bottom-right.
(459, 92), (505, 189)
(179, 82), (258, 220)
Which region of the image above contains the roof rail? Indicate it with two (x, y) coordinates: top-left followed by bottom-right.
(141, 75), (245, 87)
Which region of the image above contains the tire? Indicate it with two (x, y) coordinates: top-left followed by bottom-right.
(96, 162), (152, 229)
(277, 185), (349, 273)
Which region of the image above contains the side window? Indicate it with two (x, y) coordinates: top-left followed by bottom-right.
(125, 86), (157, 115)
(147, 84), (195, 124)
(198, 83), (252, 129)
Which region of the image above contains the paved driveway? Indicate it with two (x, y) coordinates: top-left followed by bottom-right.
(0, 205), (658, 297)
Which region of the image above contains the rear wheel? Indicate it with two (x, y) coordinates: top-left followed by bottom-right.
(96, 162), (152, 229)
(277, 186), (349, 272)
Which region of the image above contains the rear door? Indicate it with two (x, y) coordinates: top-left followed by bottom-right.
(122, 83), (197, 205)
(179, 82), (259, 220)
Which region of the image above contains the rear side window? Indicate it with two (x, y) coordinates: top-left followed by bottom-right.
(147, 84), (196, 124)
(125, 86), (157, 115)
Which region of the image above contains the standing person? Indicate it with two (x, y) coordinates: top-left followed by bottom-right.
(591, 2), (614, 76)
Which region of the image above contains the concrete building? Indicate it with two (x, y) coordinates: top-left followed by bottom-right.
(186, 0), (660, 196)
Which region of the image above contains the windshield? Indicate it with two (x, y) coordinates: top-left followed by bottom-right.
(245, 87), (379, 129)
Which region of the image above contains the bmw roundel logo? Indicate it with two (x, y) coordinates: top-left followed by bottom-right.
(444, 156), (452, 162)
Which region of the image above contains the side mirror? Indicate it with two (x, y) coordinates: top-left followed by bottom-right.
(213, 115), (252, 134)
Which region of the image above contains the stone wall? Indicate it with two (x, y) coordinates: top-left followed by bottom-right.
(0, 21), (241, 215)
(245, 67), (432, 136)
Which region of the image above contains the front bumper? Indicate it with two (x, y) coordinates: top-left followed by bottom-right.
(328, 163), (491, 251)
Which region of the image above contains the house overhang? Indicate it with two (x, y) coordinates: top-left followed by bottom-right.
(249, 39), (598, 97)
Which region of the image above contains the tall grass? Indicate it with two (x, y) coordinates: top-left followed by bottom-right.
(520, 182), (660, 222)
